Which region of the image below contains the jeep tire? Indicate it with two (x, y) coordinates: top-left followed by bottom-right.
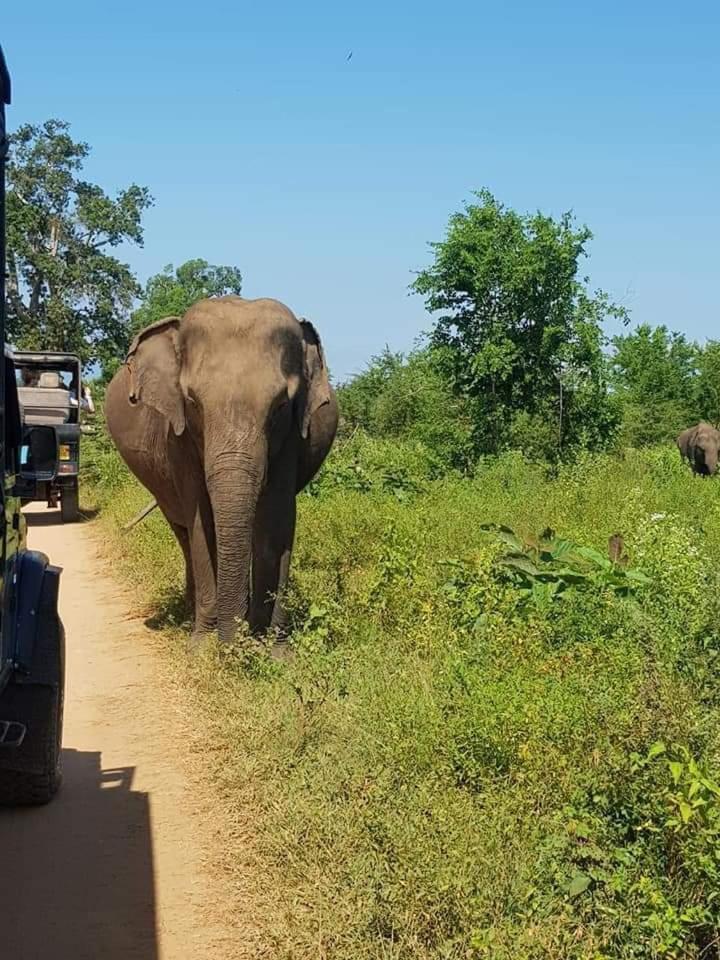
(61, 479), (79, 523)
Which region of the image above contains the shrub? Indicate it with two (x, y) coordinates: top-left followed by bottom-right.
(85, 421), (720, 958)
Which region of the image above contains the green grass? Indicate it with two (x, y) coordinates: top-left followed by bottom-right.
(83, 428), (720, 959)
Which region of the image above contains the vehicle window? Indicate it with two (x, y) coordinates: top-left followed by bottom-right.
(16, 366), (78, 393)
(16, 366), (40, 388)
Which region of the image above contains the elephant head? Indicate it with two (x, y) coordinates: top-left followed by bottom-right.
(677, 422), (720, 476)
(124, 296), (332, 640)
(693, 423), (720, 475)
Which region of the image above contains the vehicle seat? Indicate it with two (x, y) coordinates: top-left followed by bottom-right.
(18, 377), (72, 425)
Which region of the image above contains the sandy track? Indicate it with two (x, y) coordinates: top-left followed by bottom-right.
(0, 505), (239, 960)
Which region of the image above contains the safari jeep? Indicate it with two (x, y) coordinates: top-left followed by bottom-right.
(15, 351), (85, 523)
(0, 46), (65, 804)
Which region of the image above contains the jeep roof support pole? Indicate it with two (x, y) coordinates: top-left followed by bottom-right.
(0, 46), (10, 466)
(0, 47), (9, 344)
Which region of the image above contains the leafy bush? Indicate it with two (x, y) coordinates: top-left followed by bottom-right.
(337, 348), (476, 471)
(305, 430), (447, 497)
(475, 523), (651, 608)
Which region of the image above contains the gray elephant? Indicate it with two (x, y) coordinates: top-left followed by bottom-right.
(677, 422), (720, 476)
(105, 296), (338, 644)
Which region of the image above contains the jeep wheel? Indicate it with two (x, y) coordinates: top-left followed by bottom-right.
(0, 583), (65, 805)
(61, 480), (79, 523)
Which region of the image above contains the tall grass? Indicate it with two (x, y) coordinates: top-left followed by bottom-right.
(84, 428), (720, 959)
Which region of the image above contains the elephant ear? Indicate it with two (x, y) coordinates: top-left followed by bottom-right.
(125, 317), (185, 436)
(298, 319), (331, 439)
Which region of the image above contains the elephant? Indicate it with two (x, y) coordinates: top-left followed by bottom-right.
(105, 296), (338, 644)
(677, 421), (720, 476)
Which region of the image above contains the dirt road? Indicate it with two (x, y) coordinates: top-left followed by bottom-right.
(0, 505), (238, 960)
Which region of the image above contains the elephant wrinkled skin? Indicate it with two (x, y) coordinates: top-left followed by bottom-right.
(105, 296), (338, 644)
(677, 421), (720, 476)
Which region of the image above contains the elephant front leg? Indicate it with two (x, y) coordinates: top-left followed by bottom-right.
(188, 497), (218, 643)
(169, 522), (195, 616)
(251, 476), (296, 638)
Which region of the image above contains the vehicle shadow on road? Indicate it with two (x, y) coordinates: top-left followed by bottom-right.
(23, 507), (100, 527)
(0, 749), (158, 960)
(23, 507), (63, 527)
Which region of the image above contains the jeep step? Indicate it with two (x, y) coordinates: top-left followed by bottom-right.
(0, 720), (27, 748)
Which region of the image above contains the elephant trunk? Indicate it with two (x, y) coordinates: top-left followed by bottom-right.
(206, 441), (264, 643)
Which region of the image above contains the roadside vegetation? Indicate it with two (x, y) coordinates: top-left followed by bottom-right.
(85, 428), (720, 959)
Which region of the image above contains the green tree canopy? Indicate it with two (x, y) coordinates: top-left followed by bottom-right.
(610, 324), (699, 444)
(338, 347), (476, 470)
(412, 189), (625, 458)
(131, 259), (243, 333)
(6, 119), (152, 367)
(694, 340), (720, 428)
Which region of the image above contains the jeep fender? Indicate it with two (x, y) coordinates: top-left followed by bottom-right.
(6, 551), (62, 685)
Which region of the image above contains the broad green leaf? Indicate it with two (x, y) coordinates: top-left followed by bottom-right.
(550, 539), (575, 560)
(567, 873), (591, 898)
(551, 570), (589, 584)
(624, 569), (652, 584)
(479, 524), (524, 551)
(669, 761), (684, 785)
(501, 556), (542, 576)
(701, 777), (720, 797)
(574, 545), (612, 570)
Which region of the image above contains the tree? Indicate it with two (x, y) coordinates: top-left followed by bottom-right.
(131, 259), (243, 333)
(694, 341), (720, 427)
(610, 325), (698, 444)
(412, 190), (625, 458)
(338, 347), (476, 470)
(338, 348), (406, 433)
(6, 119), (152, 367)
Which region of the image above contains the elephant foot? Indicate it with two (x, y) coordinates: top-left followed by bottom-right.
(269, 637), (293, 662)
(263, 623), (293, 662)
(247, 619), (293, 662)
(187, 622), (216, 655)
(186, 633), (208, 655)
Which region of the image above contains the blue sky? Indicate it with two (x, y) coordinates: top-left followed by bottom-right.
(3, 1), (719, 379)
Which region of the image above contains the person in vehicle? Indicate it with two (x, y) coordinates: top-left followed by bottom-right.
(69, 370), (94, 413)
(18, 368), (59, 508)
(33, 371), (66, 509)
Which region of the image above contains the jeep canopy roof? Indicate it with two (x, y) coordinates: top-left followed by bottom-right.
(13, 352), (82, 368)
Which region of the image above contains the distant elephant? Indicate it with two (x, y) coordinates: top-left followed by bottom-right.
(105, 296), (338, 644)
(677, 422), (720, 476)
